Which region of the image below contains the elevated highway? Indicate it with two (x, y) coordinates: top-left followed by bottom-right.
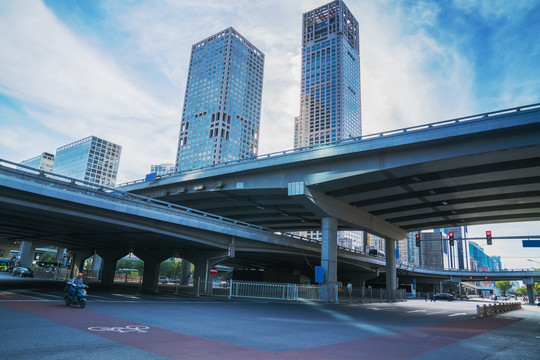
(1, 103), (540, 300)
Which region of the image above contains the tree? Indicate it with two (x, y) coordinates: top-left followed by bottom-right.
(515, 286), (527, 296)
(495, 281), (512, 296)
(159, 258), (183, 279)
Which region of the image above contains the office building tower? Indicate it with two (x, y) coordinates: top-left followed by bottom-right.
(176, 27), (264, 172)
(20, 152), (55, 172)
(53, 136), (121, 187)
(150, 163), (175, 176)
(295, 0), (361, 148)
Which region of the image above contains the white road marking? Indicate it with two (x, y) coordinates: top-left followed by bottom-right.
(448, 313), (467, 317)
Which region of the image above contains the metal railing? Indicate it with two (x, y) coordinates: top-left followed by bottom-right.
(117, 102), (540, 187)
(196, 279), (405, 303)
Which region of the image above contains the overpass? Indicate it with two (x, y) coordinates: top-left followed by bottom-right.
(2, 103), (540, 300)
(121, 103), (540, 300)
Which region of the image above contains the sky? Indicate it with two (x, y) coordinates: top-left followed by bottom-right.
(0, 0), (539, 269)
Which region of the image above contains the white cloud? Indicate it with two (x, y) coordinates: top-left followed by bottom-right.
(0, 1), (178, 182)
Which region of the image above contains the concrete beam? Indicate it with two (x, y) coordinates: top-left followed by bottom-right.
(288, 182), (409, 240)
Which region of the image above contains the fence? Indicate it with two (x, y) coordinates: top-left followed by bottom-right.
(197, 279), (404, 303)
(476, 302), (522, 317)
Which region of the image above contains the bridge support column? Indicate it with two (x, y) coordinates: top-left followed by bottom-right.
(19, 241), (37, 268)
(320, 217), (338, 303)
(385, 238), (397, 301)
(134, 249), (174, 292)
(96, 249), (129, 287)
(183, 251), (228, 295)
(69, 250), (94, 280)
(180, 259), (191, 285)
(526, 284), (535, 304)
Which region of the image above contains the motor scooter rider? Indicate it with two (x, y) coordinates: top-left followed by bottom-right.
(69, 273), (84, 298)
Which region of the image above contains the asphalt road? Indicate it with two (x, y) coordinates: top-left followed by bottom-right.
(1, 274), (539, 359)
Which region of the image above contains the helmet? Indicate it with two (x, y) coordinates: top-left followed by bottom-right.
(78, 273), (83, 276)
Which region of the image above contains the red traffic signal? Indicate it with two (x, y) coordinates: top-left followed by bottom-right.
(415, 233), (420, 247)
(486, 230), (492, 245)
(469, 276), (473, 280)
(449, 231), (454, 246)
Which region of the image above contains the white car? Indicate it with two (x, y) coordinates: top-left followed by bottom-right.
(158, 276), (169, 284)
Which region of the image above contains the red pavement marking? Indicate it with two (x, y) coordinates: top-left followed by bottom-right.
(1, 301), (522, 360)
(0, 292), (43, 301)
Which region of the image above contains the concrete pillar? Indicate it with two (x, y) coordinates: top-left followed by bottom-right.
(69, 250), (94, 280)
(182, 250), (228, 295)
(180, 259), (191, 285)
(385, 238), (397, 301)
(19, 241), (37, 268)
(526, 284), (535, 305)
(134, 249), (173, 292)
(96, 249), (129, 287)
(320, 217), (338, 303)
(56, 248), (66, 264)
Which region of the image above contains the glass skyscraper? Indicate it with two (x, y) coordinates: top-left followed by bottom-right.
(295, 1), (363, 249)
(175, 27), (265, 172)
(20, 152), (55, 172)
(295, 0), (361, 148)
(53, 136), (121, 187)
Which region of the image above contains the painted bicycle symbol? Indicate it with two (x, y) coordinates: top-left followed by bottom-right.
(88, 325), (150, 333)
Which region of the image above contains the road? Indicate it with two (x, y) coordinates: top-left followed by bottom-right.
(1, 273), (539, 359)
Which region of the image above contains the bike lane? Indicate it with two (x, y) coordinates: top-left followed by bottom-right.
(1, 298), (522, 360)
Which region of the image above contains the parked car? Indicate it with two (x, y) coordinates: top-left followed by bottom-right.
(158, 276), (169, 284)
(12, 267), (34, 278)
(433, 293), (455, 301)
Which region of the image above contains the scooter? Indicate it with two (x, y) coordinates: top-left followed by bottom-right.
(64, 283), (88, 308)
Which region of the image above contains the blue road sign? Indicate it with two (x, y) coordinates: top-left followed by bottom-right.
(522, 240), (540, 247)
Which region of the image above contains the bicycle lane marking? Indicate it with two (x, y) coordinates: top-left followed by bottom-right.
(1, 301), (278, 359)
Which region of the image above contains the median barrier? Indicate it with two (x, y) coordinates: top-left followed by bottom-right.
(476, 302), (522, 317)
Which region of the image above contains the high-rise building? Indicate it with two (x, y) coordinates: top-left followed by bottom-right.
(20, 152), (55, 172)
(176, 27), (265, 172)
(53, 136), (121, 187)
(294, 1), (362, 248)
(295, 0), (361, 148)
(150, 163), (175, 176)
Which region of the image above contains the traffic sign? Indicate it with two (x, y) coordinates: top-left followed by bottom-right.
(523, 240), (540, 247)
(210, 266), (218, 275)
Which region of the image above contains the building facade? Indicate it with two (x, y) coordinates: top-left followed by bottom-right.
(53, 136), (121, 187)
(20, 152), (55, 172)
(176, 27), (265, 172)
(150, 163), (175, 176)
(295, 0), (361, 148)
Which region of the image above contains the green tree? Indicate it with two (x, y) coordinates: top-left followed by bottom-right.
(116, 259), (144, 272)
(515, 286), (527, 296)
(159, 258), (183, 279)
(495, 281), (513, 296)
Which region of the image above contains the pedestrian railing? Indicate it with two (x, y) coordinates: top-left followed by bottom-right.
(476, 302), (522, 317)
(196, 279), (403, 303)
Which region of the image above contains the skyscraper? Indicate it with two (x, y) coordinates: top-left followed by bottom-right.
(20, 152), (55, 172)
(176, 27), (265, 172)
(295, 0), (361, 148)
(53, 136), (121, 187)
(295, 1), (362, 249)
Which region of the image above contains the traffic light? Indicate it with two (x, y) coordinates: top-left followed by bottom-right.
(486, 230), (492, 245)
(415, 233), (420, 247)
(469, 276), (473, 280)
(449, 231), (454, 246)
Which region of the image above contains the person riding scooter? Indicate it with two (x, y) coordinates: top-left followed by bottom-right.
(69, 273), (84, 296)
(65, 272), (88, 308)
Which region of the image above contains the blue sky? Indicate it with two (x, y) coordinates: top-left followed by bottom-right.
(1, 0), (539, 268)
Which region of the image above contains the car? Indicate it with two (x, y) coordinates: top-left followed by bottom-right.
(433, 293), (455, 301)
(158, 276), (169, 284)
(12, 267), (34, 278)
